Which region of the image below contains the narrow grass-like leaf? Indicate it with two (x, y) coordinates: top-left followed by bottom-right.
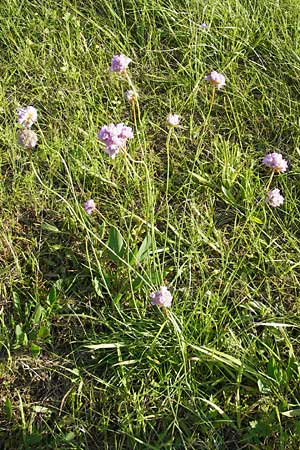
(108, 226), (124, 263)
(134, 234), (153, 264)
(281, 409), (300, 417)
(85, 343), (125, 350)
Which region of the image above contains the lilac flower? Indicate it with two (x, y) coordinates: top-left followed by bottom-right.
(18, 129), (38, 149)
(266, 188), (284, 207)
(110, 54), (132, 74)
(18, 106), (38, 128)
(119, 124), (134, 139)
(97, 123), (134, 159)
(201, 23), (208, 29)
(166, 114), (180, 127)
(124, 90), (139, 103)
(150, 286), (172, 307)
(262, 152), (288, 173)
(84, 199), (96, 215)
(104, 145), (120, 159)
(204, 71), (226, 89)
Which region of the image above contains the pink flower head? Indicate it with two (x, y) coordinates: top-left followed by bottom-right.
(125, 90), (139, 103)
(18, 129), (38, 148)
(204, 71), (226, 89)
(266, 189), (284, 208)
(110, 54), (132, 74)
(166, 114), (180, 127)
(104, 144), (120, 159)
(84, 199), (96, 215)
(97, 123), (134, 159)
(150, 286), (172, 307)
(262, 152), (288, 173)
(119, 124), (134, 139)
(18, 106), (37, 128)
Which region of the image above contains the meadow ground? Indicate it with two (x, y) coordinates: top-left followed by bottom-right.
(1, 0), (300, 448)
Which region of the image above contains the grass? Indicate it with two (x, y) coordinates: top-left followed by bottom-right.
(1, 0), (300, 448)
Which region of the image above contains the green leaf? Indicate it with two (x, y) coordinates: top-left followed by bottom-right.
(108, 226), (124, 263)
(47, 286), (57, 305)
(41, 222), (61, 233)
(282, 409), (300, 417)
(221, 185), (235, 203)
(38, 326), (50, 339)
(31, 343), (41, 358)
(189, 171), (212, 186)
(15, 324), (24, 345)
(47, 280), (62, 306)
(32, 405), (51, 414)
(64, 431), (76, 442)
(249, 215), (264, 225)
(134, 234), (153, 264)
(257, 378), (271, 393)
(93, 277), (103, 297)
(12, 291), (22, 317)
(54, 278), (63, 290)
(113, 292), (123, 304)
(5, 398), (12, 419)
(132, 275), (143, 289)
(23, 332), (28, 346)
(33, 304), (44, 324)
(69, 368), (80, 377)
(267, 356), (276, 379)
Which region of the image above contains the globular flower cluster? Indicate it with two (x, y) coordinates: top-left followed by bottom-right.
(266, 189), (284, 208)
(262, 152), (288, 173)
(150, 286), (173, 307)
(18, 106), (38, 128)
(166, 113), (180, 127)
(18, 129), (38, 149)
(110, 54), (132, 74)
(204, 71), (226, 90)
(17, 105), (38, 149)
(124, 89), (139, 104)
(84, 199), (96, 215)
(98, 123), (134, 159)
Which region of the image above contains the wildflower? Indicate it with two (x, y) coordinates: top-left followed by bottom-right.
(104, 145), (121, 159)
(204, 71), (226, 89)
(266, 189), (284, 208)
(166, 113), (180, 127)
(84, 199), (96, 215)
(119, 124), (134, 140)
(201, 23), (208, 29)
(18, 129), (38, 149)
(18, 106), (37, 128)
(150, 286), (173, 307)
(98, 123), (134, 159)
(110, 54), (132, 74)
(262, 152), (288, 173)
(124, 90), (139, 104)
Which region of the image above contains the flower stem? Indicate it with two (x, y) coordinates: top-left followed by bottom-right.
(125, 72), (144, 158)
(266, 170), (275, 191)
(161, 128), (173, 274)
